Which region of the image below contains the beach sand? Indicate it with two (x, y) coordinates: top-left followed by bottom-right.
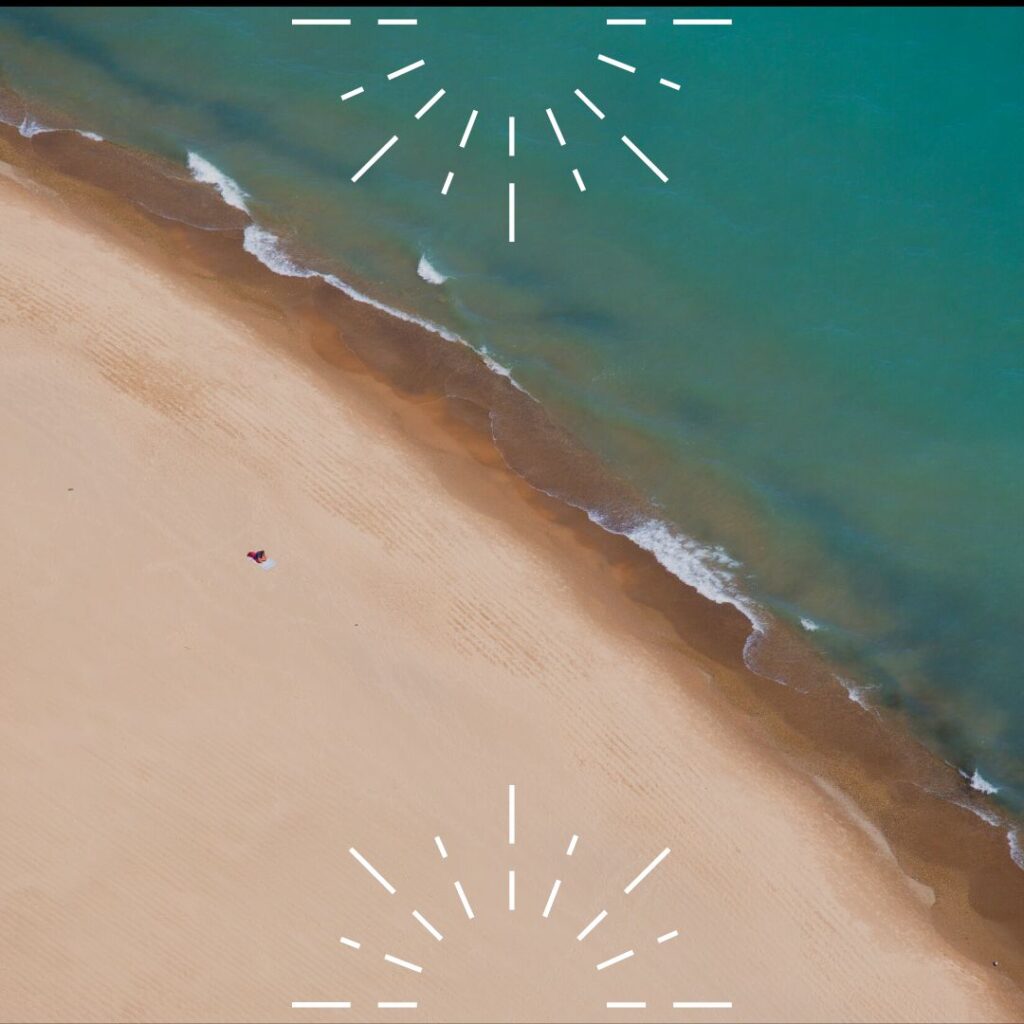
(0, 154), (1021, 1023)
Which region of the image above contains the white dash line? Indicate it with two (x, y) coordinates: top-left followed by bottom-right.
(508, 182), (515, 243)
(621, 136), (668, 184)
(379, 18), (418, 25)
(384, 953), (423, 974)
(657, 929), (679, 943)
(673, 19), (733, 26)
(441, 171), (454, 196)
(508, 117), (516, 158)
(350, 135), (399, 183)
(387, 59), (425, 80)
(545, 108), (566, 146)
(574, 89), (605, 120)
(508, 784), (516, 842)
(291, 1002), (351, 1009)
(572, 168), (586, 192)
(459, 109), (478, 148)
(598, 54), (636, 73)
(607, 18), (646, 25)
(597, 949), (635, 971)
(508, 869), (516, 910)
(340, 87), (364, 101)
(566, 834), (580, 856)
(339, 936), (361, 949)
(660, 78), (681, 90)
(672, 1002), (733, 1009)
(434, 835), (448, 859)
(576, 909), (608, 941)
(542, 879), (561, 918)
(412, 910), (443, 941)
(349, 847), (397, 892)
(415, 88), (446, 119)
(378, 1003), (418, 1010)
(607, 1004), (646, 1010)
(291, 19), (350, 26)
(454, 880), (475, 919)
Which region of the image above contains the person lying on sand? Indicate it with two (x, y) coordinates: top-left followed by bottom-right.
(247, 550), (267, 564)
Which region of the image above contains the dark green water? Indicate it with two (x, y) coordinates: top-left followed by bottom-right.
(1, 8), (1022, 840)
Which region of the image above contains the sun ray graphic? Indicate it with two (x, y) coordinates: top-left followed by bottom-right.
(290, 11), (733, 243)
(289, 784), (733, 1019)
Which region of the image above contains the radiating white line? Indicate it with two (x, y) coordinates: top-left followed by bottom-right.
(660, 78), (681, 90)
(340, 87), (364, 101)
(673, 19), (733, 25)
(291, 19), (350, 26)
(673, 1002), (733, 1009)
(607, 1004), (646, 1010)
(597, 949), (635, 971)
(574, 89), (606, 120)
(454, 880), (475, 919)
(598, 54), (636, 73)
(621, 136), (668, 184)
(542, 879), (561, 918)
(545, 108), (566, 146)
(576, 909), (607, 941)
(349, 846), (397, 893)
(412, 910), (443, 941)
(459, 109), (478, 148)
(508, 784), (516, 842)
(566, 834), (580, 856)
(291, 1001), (351, 1008)
(415, 89), (445, 119)
(508, 182), (515, 243)
(658, 929), (679, 943)
(572, 168), (586, 192)
(379, 18), (418, 25)
(607, 18), (646, 25)
(441, 171), (454, 196)
(384, 954), (423, 974)
(508, 117), (516, 158)
(378, 1003), (418, 1010)
(624, 846), (671, 893)
(339, 936), (361, 949)
(387, 59), (425, 80)
(508, 869), (516, 910)
(434, 835), (448, 859)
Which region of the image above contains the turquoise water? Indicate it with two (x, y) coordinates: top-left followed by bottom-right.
(2, 8), (1022, 812)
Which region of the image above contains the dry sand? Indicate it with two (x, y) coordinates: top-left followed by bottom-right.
(0, 169), (1019, 1023)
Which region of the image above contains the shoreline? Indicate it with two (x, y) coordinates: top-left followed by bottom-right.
(2, 111), (1023, 1020)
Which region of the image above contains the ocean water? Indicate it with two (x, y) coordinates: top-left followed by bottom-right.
(1, 8), (1022, 818)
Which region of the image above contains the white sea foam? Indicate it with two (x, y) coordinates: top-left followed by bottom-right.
(417, 253), (447, 285)
(969, 769), (999, 795)
(18, 116), (51, 138)
(800, 616), (821, 632)
(581, 512), (763, 633)
(187, 151), (251, 213)
(951, 797), (1002, 828)
(242, 224), (316, 278)
(1010, 829), (1024, 871)
(1, 111), (104, 142)
(828, 674), (877, 712)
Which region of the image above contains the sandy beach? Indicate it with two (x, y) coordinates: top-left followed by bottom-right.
(0, 136), (1021, 1024)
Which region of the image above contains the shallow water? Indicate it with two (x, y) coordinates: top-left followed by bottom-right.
(1, 7), (1022, 808)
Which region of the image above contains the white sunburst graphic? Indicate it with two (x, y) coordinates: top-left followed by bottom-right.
(290, 12), (733, 241)
(289, 784), (734, 1017)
